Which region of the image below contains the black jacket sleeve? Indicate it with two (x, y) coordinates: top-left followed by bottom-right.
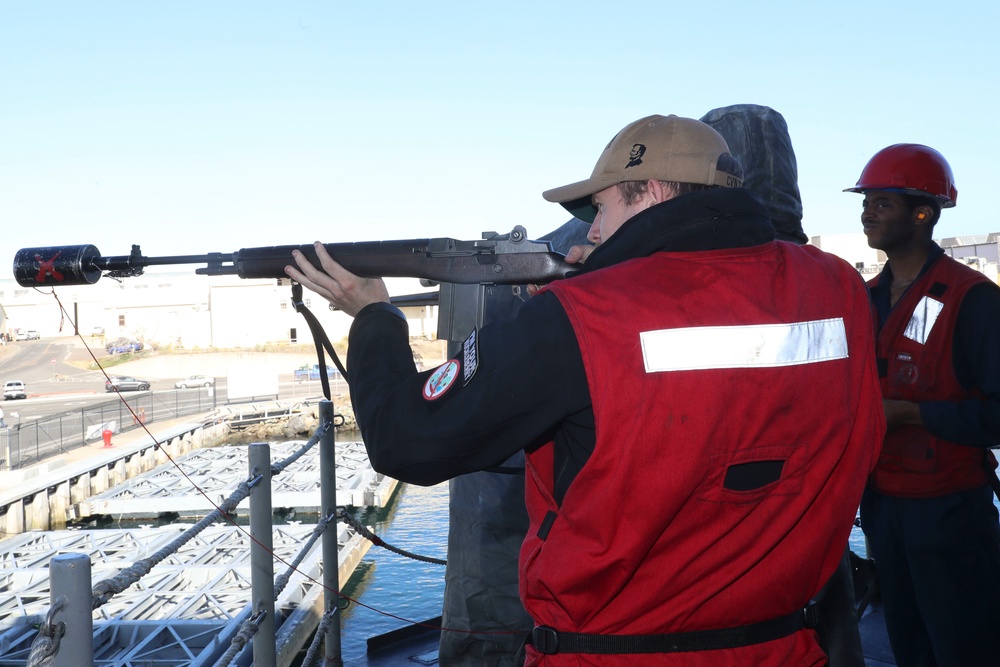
(921, 281), (1000, 447)
(346, 292), (591, 485)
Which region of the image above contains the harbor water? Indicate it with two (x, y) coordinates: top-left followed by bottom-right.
(339, 480), (449, 661)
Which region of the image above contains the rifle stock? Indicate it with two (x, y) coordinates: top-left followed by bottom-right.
(13, 226), (574, 288)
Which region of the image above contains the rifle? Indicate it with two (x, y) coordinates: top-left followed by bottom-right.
(13, 226), (574, 392)
(12, 225), (572, 288)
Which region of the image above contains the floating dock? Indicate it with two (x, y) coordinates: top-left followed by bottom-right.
(0, 435), (399, 667)
(70, 440), (395, 520)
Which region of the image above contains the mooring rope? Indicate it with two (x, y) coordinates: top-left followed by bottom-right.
(338, 508), (447, 565)
(91, 477), (253, 607)
(214, 604), (267, 667)
(26, 600), (64, 667)
(274, 513), (333, 595)
(299, 606), (339, 667)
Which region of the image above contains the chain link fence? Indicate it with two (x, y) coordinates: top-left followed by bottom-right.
(0, 388), (219, 470)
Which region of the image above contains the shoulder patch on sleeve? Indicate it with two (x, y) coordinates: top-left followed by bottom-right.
(423, 359), (461, 401)
(462, 328), (479, 386)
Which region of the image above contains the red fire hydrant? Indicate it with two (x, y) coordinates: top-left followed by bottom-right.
(102, 429), (113, 448)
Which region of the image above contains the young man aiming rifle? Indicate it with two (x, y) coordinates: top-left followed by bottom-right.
(287, 114), (884, 665)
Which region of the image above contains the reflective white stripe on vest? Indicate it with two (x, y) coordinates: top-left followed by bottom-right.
(902, 296), (944, 345)
(640, 318), (848, 372)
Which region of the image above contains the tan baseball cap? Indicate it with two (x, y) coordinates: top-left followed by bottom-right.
(543, 114), (742, 220)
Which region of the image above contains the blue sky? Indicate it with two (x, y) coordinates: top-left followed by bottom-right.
(2, 1), (997, 275)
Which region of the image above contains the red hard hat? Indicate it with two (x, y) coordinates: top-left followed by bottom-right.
(844, 143), (957, 208)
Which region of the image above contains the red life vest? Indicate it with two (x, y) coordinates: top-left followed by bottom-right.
(868, 254), (998, 497)
(521, 242), (884, 666)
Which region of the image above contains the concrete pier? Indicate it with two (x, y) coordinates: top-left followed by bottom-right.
(0, 420), (226, 536)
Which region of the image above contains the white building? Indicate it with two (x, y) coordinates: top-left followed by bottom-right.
(0, 269), (437, 349)
(810, 232), (1000, 286)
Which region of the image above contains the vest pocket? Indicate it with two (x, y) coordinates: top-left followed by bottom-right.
(723, 460), (785, 490)
(880, 425), (938, 473)
(699, 444), (801, 504)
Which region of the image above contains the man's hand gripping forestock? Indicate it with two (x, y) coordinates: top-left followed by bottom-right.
(285, 241), (390, 317)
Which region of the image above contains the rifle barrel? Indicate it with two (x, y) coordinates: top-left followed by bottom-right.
(13, 230), (573, 288)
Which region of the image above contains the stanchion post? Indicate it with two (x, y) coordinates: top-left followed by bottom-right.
(51, 552), (93, 667)
(318, 399), (343, 665)
(249, 443), (277, 667)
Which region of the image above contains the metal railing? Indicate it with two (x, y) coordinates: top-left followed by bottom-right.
(0, 388), (219, 471)
(22, 402), (343, 667)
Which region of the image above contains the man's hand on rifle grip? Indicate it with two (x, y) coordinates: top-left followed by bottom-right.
(525, 243), (593, 297)
(285, 242), (390, 317)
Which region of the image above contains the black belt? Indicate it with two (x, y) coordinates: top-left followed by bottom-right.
(529, 602), (819, 655)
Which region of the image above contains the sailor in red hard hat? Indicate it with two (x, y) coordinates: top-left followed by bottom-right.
(849, 144), (1000, 667)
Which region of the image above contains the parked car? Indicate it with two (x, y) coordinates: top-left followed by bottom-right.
(3, 380), (26, 400)
(293, 364), (340, 382)
(106, 337), (143, 354)
(105, 376), (151, 392)
(174, 375), (214, 389)
(25, 330), (39, 340)
(13, 330), (27, 341)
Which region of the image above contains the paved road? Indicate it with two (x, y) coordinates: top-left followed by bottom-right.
(0, 337), (347, 423)
(0, 340), (342, 470)
(0, 337), (95, 383)
(0, 338), (176, 422)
